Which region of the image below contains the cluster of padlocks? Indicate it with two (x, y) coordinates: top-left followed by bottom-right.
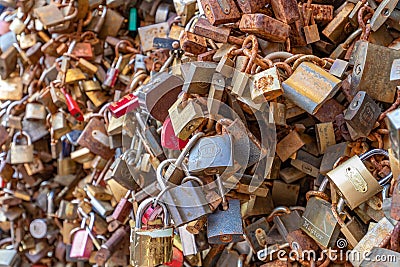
(1, 0), (400, 266)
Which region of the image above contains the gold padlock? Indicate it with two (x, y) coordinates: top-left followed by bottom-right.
(327, 149), (392, 210)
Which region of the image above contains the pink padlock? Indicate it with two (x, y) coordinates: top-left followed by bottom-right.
(69, 212), (95, 259)
(161, 116), (189, 150)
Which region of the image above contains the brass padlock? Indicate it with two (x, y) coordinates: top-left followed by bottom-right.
(282, 61), (341, 115)
(10, 131), (34, 164)
(168, 99), (206, 141)
(322, 2), (355, 44)
(327, 149), (392, 210)
(131, 198), (173, 267)
(301, 178), (341, 248)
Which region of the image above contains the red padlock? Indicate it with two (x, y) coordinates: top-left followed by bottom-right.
(109, 93), (139, 118)
(61, 87), (84, 121)
(69, 212), (95, 259)
(161, 116), (189, 150)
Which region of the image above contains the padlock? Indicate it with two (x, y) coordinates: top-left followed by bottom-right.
(271, 0), (300, 24)
(370, 0), (398, 31)
(350, 40), (400, 103)
(111, 191), (132, 223)
(24, 103), (46, 120)
(24, 156), (44, 176)
(315, 122), (336, 154)
(69, 212), (96, 259)
(207, 199), (244, 244)
(19, 33), (37, 50)
(276, 130), (305, 162)
(0, 249), (21, 266)
(65, 68), (86, 84)
(0, 45), (17, 80)
(138, 71), (183, 123)
(322, 2), (355, 44)
(103, 42), (132, 89)
(282, 61), (342, 115)
(168, 98), (206, 141)
(250, 66), (283, 103)
(161, 116), (189, 150)
(244, 217), (271, 252)
(135, 112), (167, 162)
(9, 14), (30, 35)
(180, 31), (208, 55)
(304, 16), (320, 44)
(301, 178), (341, 248)
(77, 117), (114, 160)
(239, 13), (290, 43)
(188, 133), (234, 175)
(327, 149), (392, 210)
(10, 131), (34, 164)
(182, 62), (216, 95)
(157, 173), (212, 227)
(131, 198), (174, 267)
(86, 186), (114, 218)
(110, 157), (140, 191)
(33, 3), (77, 28)
(344, 91), (381, 138)
(60, 87), (84, 122)
(200, 0), (241, 25)
(95, 225), (130, 266)
(194, 17), (235, 45)
(137, 22), (169, 52)
(350, 217), (394, 267)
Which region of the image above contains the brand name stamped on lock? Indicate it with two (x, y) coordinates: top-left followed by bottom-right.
(345, 166), (368, 193)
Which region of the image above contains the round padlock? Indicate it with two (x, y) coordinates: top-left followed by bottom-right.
(29, 219), (47, 239)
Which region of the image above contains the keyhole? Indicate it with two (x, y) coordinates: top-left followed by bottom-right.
(382, 8), (390, 17)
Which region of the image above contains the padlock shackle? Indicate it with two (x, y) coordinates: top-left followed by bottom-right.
(359, 149), (392, 186)
(135, 197), (170, 228)
(181, 176), (204, 186)
(176, 132), (205, 166)
(267, 206), (291, 222)
(12, 131), (32, 145)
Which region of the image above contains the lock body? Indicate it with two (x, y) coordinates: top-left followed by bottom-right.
(350, 40), (400, 103)
(327, 155), (383, 210)
(282, 62), (341, 115)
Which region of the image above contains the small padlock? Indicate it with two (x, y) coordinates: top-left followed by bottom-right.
(301, 178), (341, 248)
(69, 212), (96, 260)
(282, 61), (341, 115)
(344, 91), (381, 138)
(327, 149), (392, 210)
(200, 0), (241, 25)
(10, 131), (34, 164)
(131, 198), (174, 267)
(156, 169), (212, 227)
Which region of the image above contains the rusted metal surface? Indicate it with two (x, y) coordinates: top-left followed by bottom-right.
(239, 14), (290, 43)
(201, 0), (241, 25)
